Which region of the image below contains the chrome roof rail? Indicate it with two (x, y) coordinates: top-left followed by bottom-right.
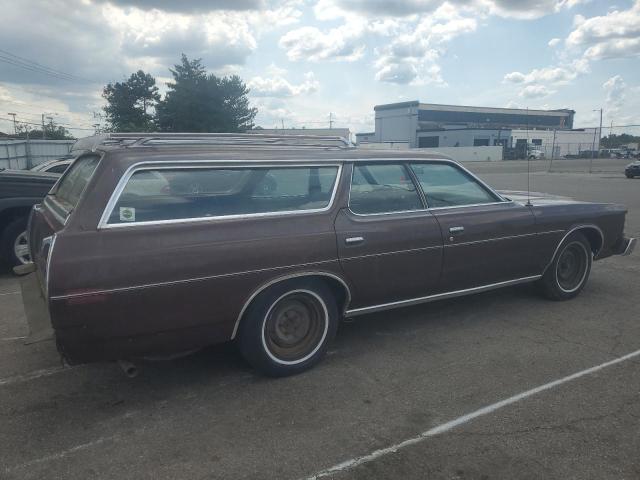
(99, 132), (353, 149)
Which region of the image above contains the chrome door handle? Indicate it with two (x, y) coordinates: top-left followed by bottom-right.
(345, 236), (364, 245)
(449, 226), (465, 233)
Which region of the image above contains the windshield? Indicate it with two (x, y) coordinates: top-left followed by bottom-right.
(50, 154), (100, 213)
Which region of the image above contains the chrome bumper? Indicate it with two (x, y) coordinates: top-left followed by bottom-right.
(13, 264), (54, 344)
(620, 237), (636, 256)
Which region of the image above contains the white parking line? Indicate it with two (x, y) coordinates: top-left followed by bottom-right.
(0, 290), (19, 296)
(5, 435), (119, 473)
(0, 366), (75, 387)
(1, 336), (27, 342)
(302, 348), (640, 480)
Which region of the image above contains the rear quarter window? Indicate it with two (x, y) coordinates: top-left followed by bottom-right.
(105, 165), (340, 225)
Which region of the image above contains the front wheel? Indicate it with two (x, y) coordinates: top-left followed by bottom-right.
(238, 278), (338, 376)
(626, 173), (634, 179)
(537, 232), (592, 300)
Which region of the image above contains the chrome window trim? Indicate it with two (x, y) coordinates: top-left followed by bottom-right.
(232, 271), (352, 339)
(345, 158), (511, 217)
(346, 161), (428, 217)
(344, 275), (542, 317)
(542, 224), (604, 274)
(408, 160), (510, 209)
(97, 161), (343, 229)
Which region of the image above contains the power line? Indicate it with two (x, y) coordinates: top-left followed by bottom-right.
(0, 49), (92, 83)
(0, 116), (96, 131)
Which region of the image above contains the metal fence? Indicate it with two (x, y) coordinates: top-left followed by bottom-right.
(0, 139), (75, 170)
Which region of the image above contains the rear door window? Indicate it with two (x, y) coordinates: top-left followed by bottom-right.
(349, 163), (423, 215)
(409, 162), (500, 208)
(105, 165), (340, 225)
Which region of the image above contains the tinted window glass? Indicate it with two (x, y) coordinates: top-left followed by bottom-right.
(47, 164), (69, 174)
(52, 155), (100, 212)
(409, 163), (499, 208)
(108, 166), (339, 224)
(349, 164), (422, 215)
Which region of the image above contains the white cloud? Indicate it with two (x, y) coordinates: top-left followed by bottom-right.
(603, 75), (626, 114)
(373, 4), (477, 84)
(249, 72), (320, 97)
(313, 0), (584, 20)
(278, 23), (366, 61)
(519, 85), (555, 98)
(548, 37), (560, 47)
(566, 2), (640, 59)
(504, 59), (589, 86)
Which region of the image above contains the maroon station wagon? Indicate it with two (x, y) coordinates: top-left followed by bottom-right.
(16, 133), (636, 376)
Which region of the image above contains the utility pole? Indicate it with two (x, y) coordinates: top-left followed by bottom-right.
(42, 114), (46, 139)
(597, 108), (603, 154)
(8, 113), (17, 135)
(329, 112), (334, 129)
(281, 119), (285, 130)
(590, 108), (603, 174)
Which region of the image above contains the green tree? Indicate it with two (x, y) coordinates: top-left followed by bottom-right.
(601, 133), (640, 148)
(156, 54), (257, 132)
(15, 121), (74, 140)
(102, 70), (160, 132)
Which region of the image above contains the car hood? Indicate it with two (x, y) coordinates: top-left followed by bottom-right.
(0, 169), (59, 200)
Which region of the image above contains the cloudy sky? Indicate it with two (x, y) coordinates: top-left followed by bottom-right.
(0, 0), (639, 137)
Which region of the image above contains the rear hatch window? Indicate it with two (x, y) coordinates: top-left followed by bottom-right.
(46, 154), (100, 221)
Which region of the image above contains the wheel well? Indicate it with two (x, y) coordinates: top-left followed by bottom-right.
(232, 272), (352, 339)
(576, 227), (603, 255)
(318, 276), (350, 313)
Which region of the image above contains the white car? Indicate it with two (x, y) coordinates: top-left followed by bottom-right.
(31, 158), (73, 174)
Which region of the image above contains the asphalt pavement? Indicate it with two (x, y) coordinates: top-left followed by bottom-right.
(1, 159), (638, 479)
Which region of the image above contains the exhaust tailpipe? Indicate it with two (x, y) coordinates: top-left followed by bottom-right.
(117, 360), (138, 378)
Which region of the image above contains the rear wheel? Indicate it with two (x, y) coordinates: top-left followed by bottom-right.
(1, 217), (30, 267)
(537, 232), (592, 300)
(238, 278), (338, 376)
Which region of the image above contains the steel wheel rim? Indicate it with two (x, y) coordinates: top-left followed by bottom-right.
(556, 241), (588, 293)
(13, 231), (31, 264)
(262, 290), (328, 365)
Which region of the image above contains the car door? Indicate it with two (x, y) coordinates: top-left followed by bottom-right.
(408, 161), (539, 292)
(335, 162), (444, 309)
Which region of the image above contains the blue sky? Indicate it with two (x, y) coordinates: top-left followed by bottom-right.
(0, 0), (638, 136)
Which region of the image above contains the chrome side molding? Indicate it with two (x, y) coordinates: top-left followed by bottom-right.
(344, 275), (542, 317)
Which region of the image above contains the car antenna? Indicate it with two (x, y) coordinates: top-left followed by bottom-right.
(525, 107), (532, 207)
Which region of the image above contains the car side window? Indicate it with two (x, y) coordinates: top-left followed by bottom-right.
(349, 163), (423, 215)
(106, 165), (339, 225)
(47, 164), (69, 174)
(409, 162), (500, 208)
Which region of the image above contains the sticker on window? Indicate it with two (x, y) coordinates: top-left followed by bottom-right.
(119, 207), (136, 222)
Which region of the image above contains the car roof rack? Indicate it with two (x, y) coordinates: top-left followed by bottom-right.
(92, 132), (353, 150)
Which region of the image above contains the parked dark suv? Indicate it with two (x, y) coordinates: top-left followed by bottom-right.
(17, 133), (635, 376)
(0, 168), (59, 266)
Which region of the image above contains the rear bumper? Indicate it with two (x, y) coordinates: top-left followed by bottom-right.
(13, 266), (54, 345)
